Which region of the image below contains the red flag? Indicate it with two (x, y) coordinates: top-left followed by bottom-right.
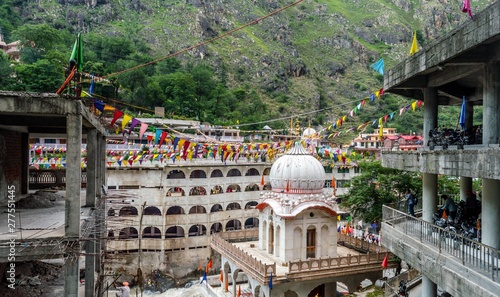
(286, 180), (290, 192)
(237, 285), (241, 297)
(110, 110), (124, 126)
(159, 131), (168, 147)
(381, 253), (388, 268)
(260, 175), (265, 186)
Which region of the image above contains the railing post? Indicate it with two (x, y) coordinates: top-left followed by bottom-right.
(420, 220), (423, 243)
(438, 229), (442, 253)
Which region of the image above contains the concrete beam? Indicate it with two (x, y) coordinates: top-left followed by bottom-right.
(427, 64), (484, 87)
(381, 148), (500, 179)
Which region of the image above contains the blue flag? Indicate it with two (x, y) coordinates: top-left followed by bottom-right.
(269, 272), (273, 289)
(459, 96), (466, 130)
(89, 76), (95, 95)
(370, 58), (384, 75)
(200, 271), (207, 284)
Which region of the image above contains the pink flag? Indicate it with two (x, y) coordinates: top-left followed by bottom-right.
(462, 0), (473, 19)
(139, 123), (149, 140)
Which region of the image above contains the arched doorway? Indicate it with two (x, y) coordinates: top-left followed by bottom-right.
(306, 225), (316, 258)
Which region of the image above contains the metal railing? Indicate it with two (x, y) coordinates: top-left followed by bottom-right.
(383, 205), (499, 281)
(28, 169), (87, 189)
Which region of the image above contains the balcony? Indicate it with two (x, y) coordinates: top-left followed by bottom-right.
(381, 205), (500, 296)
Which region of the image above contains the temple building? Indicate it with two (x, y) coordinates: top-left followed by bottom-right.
(210, 142), (392, 297)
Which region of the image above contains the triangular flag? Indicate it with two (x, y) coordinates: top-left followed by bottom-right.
(381, 253), (388, 268)
(219, 270), (223, 283)
(69, 33), (83, 71)
(128, 118), (141, 134)
(121, 114), (132, 131)
(260, 175), (265, 186)
(370, 58), (384, 75)
(139, 123), (148, 140)
(110, 110), (124, 126)
(409, 31), (418, 56)
(237, 285), (241, 297)
(200, 271), (207, 284)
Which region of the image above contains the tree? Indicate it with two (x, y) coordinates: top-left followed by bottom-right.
(340, 160), (421, 223)
(14, 24), (66, 64)
(0, 52), (16, 89)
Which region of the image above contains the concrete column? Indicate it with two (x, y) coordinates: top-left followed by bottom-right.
(86, 129), (97, 207)
(21, 132), (29, 194)
(65, 113), (81, 297)
(85, 231), (95, 297)
(423, 87), (438, 146)
(98, 133), (107, 192)
(482, 179), (500, 249)
(66, 114), (82, 237)
(459, 177), (473, 202)
(422, 173), (438, 223)
(483, 61), (500, 144)
(421, 275), (437, 297)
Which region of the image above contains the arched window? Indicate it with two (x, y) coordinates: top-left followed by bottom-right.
(263, 168), (271, 175)
(166, 206), (185, 215)
(166, 187), (185, 197)
(245, 201), (258, 209)
(245, 184), (260, 191)
(210, 185), (224, 194)
(210, 169), (223, 178)
(226, 219), (242, 231)
(142, 227), (162, 239)
(119, 206), (138, 216)
(119, 227), (138, 239)
(226, 203), (241, 211)
(263, 182), (272, 190)
(227, 169), (242, 177)
(189, 205), (207, 214)
(107, 208), (115, 217)
(211, 204), (223, 213)
(165, 226), (185, 238)
(210, 223), (223, 234)
(189, 186), (207, 196)
(245, 218), (259, 229)
(226, 184), (241, 193)
(144, 206), (161, 215)
(190, 170), (207, 178)
(245, 168), (260, 176)
(188, 225), (207, 236)
(167, 170), (185, 179)
(107, 230), (115, 239)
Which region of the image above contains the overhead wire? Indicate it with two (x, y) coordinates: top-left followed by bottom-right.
(101, 0), (304, 79)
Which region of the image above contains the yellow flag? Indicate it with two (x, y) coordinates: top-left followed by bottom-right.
(122, 114), (132, 131)
(409, 31), (418, 56)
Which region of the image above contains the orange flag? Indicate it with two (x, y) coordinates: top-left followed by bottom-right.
(219, 270), (223, 283)
(260, 175), (265, 186)
(381, 253), (388, 268)
(330, 176), (336, 188)
(237, 285), (241, 297)
(286, 180), (290, 192)
(206, 259), (213, 273)
(197, 259), (202, 271)
(442, 210), (447, 220)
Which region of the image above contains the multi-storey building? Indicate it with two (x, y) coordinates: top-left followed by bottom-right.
(381, 3), (500, 296)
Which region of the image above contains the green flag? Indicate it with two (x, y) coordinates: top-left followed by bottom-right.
(69, 33), (83, 71)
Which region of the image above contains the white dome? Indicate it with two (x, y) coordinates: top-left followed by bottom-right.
(302, 127), (317, 138)
(269, 142), (325, 193)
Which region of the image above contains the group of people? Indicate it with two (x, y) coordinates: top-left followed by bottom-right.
(337, 224), (381, 245)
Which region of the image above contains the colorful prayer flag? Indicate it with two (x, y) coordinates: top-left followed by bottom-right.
(409, 31), (418, 56)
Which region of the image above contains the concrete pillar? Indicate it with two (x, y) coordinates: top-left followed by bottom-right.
(481, 60), (500, 250)
(86, 129), (97, 207)
(423, 88), (438, 146)
(64, 114), (81, 297)
(97, 133), (106, 192)
(483, 61), (500, 144)
(21, 132), (29, 194)
(459, 177), (473, 202)
(65, 113), (82, 237)
(482, 179), (500, 249)
(422, 173), (438, 223)
(422, 275), (437, 297)
(85, 231), (95, 297)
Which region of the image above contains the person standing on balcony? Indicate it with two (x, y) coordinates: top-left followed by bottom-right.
(440, 194), (457, 222)
(405, 189), (415, 217)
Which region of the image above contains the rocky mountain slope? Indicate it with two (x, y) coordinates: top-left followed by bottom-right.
(3, 0), (493, 135)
